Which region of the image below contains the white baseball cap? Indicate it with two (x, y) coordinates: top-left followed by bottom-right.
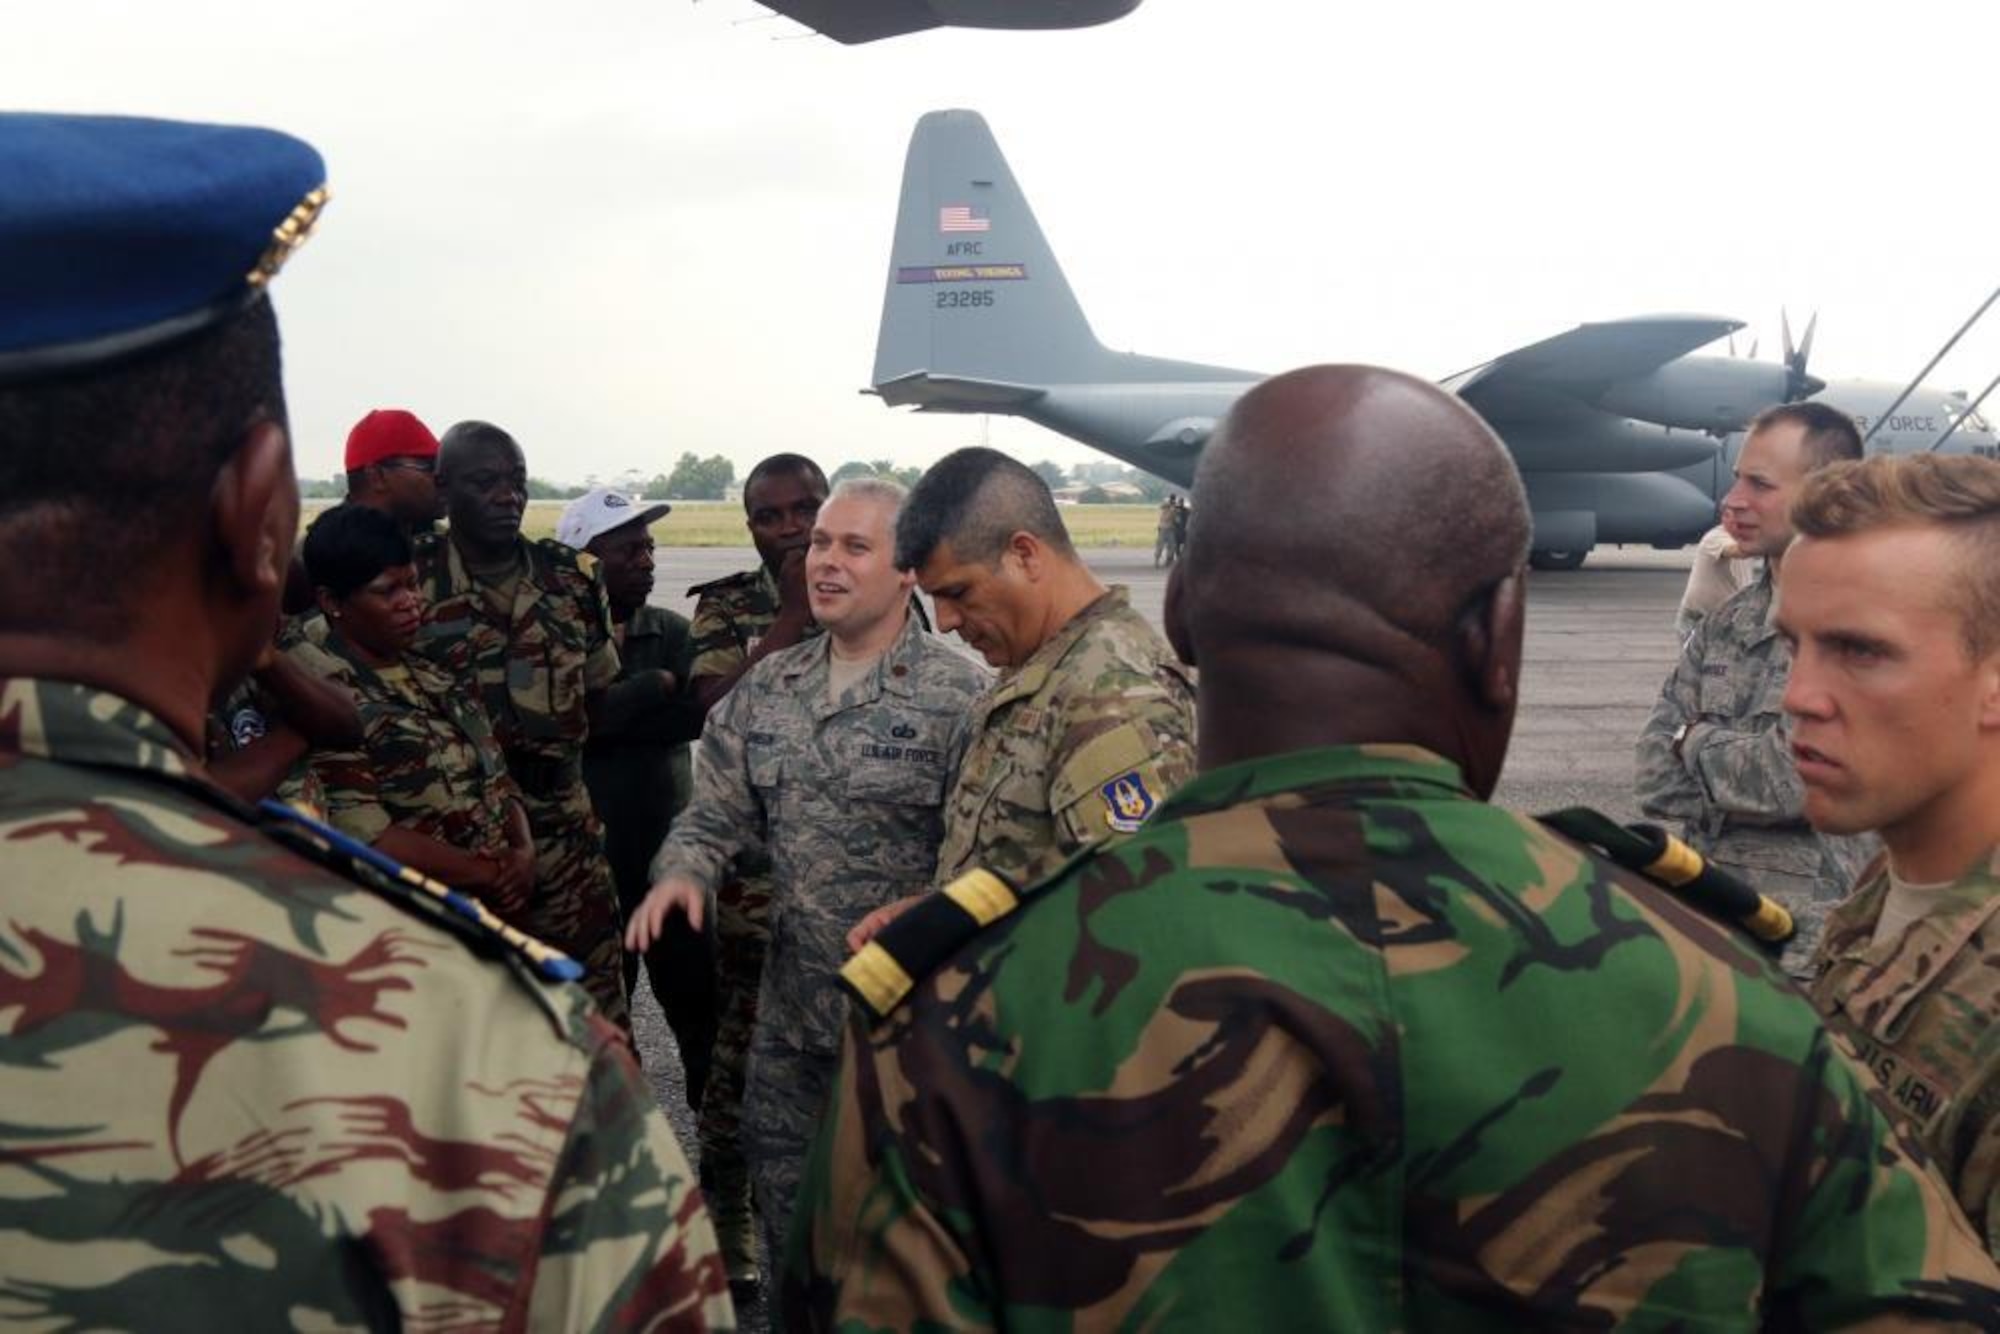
(557, 487), (671, 550)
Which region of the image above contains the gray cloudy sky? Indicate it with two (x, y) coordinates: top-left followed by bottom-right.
(11, 1), (2000, 484)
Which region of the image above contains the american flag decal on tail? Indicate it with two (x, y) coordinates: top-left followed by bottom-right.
(939, 204), (991, 233)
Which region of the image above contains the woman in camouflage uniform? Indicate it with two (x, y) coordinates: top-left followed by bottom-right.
(301, 505), (537, 923)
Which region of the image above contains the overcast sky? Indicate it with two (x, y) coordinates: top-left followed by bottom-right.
(11, 1), (2000, 484)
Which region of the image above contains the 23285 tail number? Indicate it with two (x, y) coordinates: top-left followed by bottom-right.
(935, 289), (995, 309)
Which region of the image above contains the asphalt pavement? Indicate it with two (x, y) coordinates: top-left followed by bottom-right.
(630, 542), (1694, 1326)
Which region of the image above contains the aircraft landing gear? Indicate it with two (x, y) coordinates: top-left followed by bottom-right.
(1529, 549), (1589, 572)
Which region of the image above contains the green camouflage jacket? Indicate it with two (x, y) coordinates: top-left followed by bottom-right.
(687, 565), (819, 685)
(654, 614), (987, 1059)
(411, 532), (620, 770)
(1809, 847), (2000, 1257)
(308, 635), (526, 909)
(933, 587), (1195, 890)
(0, 677), (733, 1331)
(788, 744), (2000, 1330)
(1636, 570), (1877, 972)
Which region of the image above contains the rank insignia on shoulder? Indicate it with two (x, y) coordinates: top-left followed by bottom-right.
(1537, 806), (1795, 955)
(256, 798), (586, 984)
(1100, 769), (1157, 833)
(841, 869), (1021, 1020)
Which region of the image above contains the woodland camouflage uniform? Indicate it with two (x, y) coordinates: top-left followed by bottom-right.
(411, 531), (628, 1028)
(0, 677), (733, 1331)
(789, 744), (2000, 1330)
(1809, 847), (2000, 1258)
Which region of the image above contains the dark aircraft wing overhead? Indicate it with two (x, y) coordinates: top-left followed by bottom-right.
(1444, 314), (1743, 415)
(757, 0), (1142, 44)
(760, 0), (939, 43)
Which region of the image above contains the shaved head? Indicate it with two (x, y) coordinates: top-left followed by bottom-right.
(1174, 365), (1531, 793)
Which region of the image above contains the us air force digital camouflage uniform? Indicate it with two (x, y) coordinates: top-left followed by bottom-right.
(308, 633), (532, 925)
(0, 678), (733, 1330)
(1809, 848), (2000, 1257)
(935, 587), (1195, 890)
(685, 564), (819, 1264)
(1636, 571), (1876, 974)
(412, 531), (629, 1029)
(656, 614), (987, 1278)
(790, 744), (2000, 1330)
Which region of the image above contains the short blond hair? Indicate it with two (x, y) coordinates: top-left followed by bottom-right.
(1791, 453), (2000, 655)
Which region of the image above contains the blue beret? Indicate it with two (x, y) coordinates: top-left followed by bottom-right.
(0, 113), (327, 382)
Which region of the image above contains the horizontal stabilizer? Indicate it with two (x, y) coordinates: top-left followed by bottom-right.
(874, 370), (1045, 411)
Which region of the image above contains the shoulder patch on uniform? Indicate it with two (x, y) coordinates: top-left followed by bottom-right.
(1051, 722), (1152, 810)
(532, 535), (593, 575)
(1099, 769), (1158, 833)
(686, 568), (758, 598)
(1537, 806), (1795, 954)
(256, 798), (588, 985)
(840, 869), (1021, 1021)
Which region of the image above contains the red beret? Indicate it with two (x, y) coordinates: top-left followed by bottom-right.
(345, 408), (439, 470)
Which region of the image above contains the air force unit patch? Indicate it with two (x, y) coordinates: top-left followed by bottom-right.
(1101, 770), (1157, 833)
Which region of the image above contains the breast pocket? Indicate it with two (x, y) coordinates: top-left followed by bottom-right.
(845, 759), (948, 809)
(747, 743), (785, 795)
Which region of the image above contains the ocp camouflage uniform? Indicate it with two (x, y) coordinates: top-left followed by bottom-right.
(685, 563), (819, 1269)
(1809, 847), (2000, 1257)
(413, 532), (628, 1029)
(308, 632), (533, 926)
(0, 677), (733, 1331)
(1635, 570), (1876, 974)
(788, 744), (2000, 1330)
(935, 586), (1195, 890)
(659, 612), (987, 1280)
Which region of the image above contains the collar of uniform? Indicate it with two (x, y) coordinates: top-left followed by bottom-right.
(1720, 568), (1780, 645)
(780, 609), (927, 700)
(1154, 743), (1469, 823)
(440, 530), (544, 612)
(620, 604), (671, 642)
(990, 586), (1131, 705)
(1820, 847), (2000, 1040)
(322, 630), (446, 700)
(0, 676), (195, 778)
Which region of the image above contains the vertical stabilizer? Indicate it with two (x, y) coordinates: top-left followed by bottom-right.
(873, 109), (1111, 399)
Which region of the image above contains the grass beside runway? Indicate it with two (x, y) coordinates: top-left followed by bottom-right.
(303, 499), (1166, 548)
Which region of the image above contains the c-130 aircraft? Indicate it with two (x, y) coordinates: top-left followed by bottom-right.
(871, 110), (1998, 569)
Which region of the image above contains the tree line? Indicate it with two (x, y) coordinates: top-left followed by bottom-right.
(301, 453), (1177, 503)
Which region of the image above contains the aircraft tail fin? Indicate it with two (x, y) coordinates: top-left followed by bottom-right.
(874, 110), (1166, 402)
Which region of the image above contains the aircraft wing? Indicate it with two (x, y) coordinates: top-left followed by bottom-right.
(755, 0), (1142, 44)
(757, 0), (940, 43)
(1443, 314), (1743, 415)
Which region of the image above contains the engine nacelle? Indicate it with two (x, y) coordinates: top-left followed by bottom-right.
(1596, 357), (1789, 433)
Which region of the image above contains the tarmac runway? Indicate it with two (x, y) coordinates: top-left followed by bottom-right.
(644, 542), (1692, 822)
(631, 541), (1695, 1323)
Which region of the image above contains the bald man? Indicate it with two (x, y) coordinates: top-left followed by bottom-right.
(784, 366), (2000, 1330)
